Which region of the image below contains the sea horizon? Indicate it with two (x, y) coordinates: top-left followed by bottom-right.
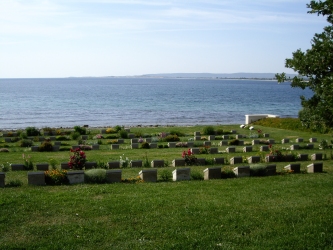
(0, 77), (312, 130)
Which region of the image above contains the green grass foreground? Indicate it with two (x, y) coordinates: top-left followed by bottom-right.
(1, 174), (332, 249)
(1, 123), (333, 249)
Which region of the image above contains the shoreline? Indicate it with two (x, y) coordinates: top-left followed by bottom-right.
(0, 123), (238, 132)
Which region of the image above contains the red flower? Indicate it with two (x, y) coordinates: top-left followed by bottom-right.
(182, 151), (186, 158)
(187, 149), (192, 156)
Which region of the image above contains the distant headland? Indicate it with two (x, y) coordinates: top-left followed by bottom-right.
(101, 73), (298, 80)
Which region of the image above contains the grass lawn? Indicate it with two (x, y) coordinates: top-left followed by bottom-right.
(0, 123), (333, 249)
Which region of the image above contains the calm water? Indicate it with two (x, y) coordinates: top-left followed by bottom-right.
(0, 78), (313, 129)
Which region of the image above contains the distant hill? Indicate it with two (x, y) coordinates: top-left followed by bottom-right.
(138, 73), (297, 79)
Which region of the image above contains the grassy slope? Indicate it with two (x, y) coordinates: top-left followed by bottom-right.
(0, 124), (333, 249)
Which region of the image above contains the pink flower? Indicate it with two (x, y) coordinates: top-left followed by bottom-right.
(182, 151), (186, 158)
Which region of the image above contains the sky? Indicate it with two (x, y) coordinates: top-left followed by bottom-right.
(0, 0), (328, 78)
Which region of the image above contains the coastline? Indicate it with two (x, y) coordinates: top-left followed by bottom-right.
(0, 123), (235, 132)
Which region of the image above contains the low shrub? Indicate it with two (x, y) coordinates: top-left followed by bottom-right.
(191, 171), (204, 180)
(221, 170), (236, 179)
(114, 125), (122, 132)
(199, 146), (209, 154)
(250, 164), (267, 177)
(79, 145), (92, 150)
(229, 139), (240, 145)
(1, 162), (10, 172)
(45, 169), (68, 185)
(205, 158), (214, 165)
(20, 132), (28, 139)
(141, 142), (150, 149)
(97, 160), (108, 169)
(48, 158), (58, 170)
(119, 130), (128, 139)
(22, 154), (34, 170)
(6, 180), (23, 187)
(253, 117), (311, 132)
(105, 134), (118, 139)
(74, 126), (87, 135)
(39, 140), (53, 152)
(56, 135), (69, 141)
(10, 137), (20, 143)
(26, 127), (40, 136)
(203, 126), (215, 135)
(84, 169), (107, 184)
(160, 135), (180, 142)
(135, 131), (144, 138)
(159, 169), (172, 182)
(143, 153), (150, 168)
(169, 130), (185, 137)
(70, 131), (81, 140)
(106, 128), (117, 134)
(216, 128), (224, 135)
(20, 139), (33, 147)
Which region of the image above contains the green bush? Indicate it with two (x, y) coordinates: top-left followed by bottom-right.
(250, 164), (267, 177)
(203, 126), (215, 135)
(159, 169), (172, 182)
(45, 169), (69, 185)
(56, 135), (69, 141)
(253, 118), (311, 132)
(74, 126), (86, 135)
(84, 169), (107, 184)
(1, 162), (10, 172)
(141, 142), (150, 149)
(97, 160), (108, 169)
(135, 131), (144, 138)
(114, 125), (122, 132)
(160, 135), (180, 142)
(105, 134), (119, 139)
(221, 170), (236, 179)
(191, 171), (204, 180)
(6, 180), (23, 187)
(70, 131), (81, 140)
(119, 130), (128, 139)
(229, 139), (240, 145)
(215, 128), (224, 135)
(39, 140), (53, 152)
(169, 130), (185, 137)
(20, 139), (33, 147)
(20, 132), (28, 139)
(26, 127), (40, 136)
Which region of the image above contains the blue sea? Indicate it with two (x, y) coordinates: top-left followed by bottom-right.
(0, 77), (313, 130)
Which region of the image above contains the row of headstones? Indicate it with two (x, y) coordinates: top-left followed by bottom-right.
(3, 135), (89, 143)
(9, 152), (324, 172)
(111, 138), (319, 151)
(30, 143), (100, 152)
(222, 145), (318, 153)
(0, 161), (324, 187)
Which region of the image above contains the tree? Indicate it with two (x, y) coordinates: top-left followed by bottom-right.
(276, 0), (333, 132)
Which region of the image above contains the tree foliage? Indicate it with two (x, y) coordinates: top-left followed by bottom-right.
(276, 0), (333, 132)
